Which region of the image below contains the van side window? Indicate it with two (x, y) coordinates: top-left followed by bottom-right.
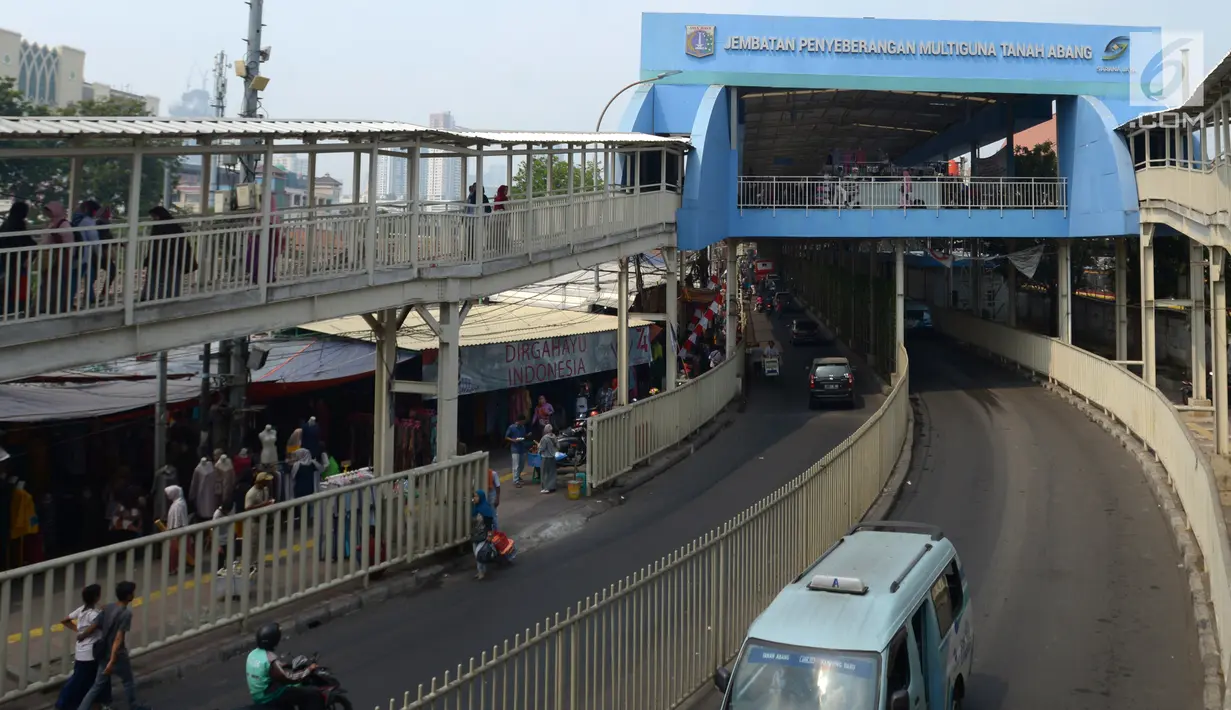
(930, 574), (954, 637)
(930, 560), (964, 637)
(944, 560), (965, 615)
(886, 628), (911, 693)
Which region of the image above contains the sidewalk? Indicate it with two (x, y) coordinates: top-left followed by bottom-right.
(2, 439), (689, 708)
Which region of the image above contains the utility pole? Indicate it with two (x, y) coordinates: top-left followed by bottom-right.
(226, 0), (266, 452)
(198, 51), (226, 458)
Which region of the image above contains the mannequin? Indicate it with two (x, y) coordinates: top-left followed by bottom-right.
(188, 457), (218, 521)
(259, 426), (278, 465)
(301, 416), (322, 459)
(214, 453), (235, 514)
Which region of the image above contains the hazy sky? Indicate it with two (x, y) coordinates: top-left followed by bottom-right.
(8, 0), (1230, 190)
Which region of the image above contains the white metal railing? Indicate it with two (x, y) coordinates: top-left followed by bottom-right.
(0, 453), (485, 702)
(0, 187), (680, 328)
(389, 345), (910, 709)
(1134, 159), (1231, 219)
(935, 309), (1231, 695)
(586, 344), (744, 491)
(736, 175), (1067, 212)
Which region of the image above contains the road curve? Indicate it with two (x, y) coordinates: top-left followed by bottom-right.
(687, 336), (1203, 710)
(899, 337), (1202, 710)
(148, 318), (883, 710)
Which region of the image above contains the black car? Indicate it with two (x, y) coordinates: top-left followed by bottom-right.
(808, 357), (856, 408)
(790, 319), (822, 345)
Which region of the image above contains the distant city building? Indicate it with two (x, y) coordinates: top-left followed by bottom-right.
(377, 153), (408, 200)
(425, 111), (461, 202)
(168, 87), (210, 117)
(0, 27), (159, 112)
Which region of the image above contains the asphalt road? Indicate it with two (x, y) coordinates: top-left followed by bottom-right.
(150, 317), (883, 710)
(689, 335), (1203, 710)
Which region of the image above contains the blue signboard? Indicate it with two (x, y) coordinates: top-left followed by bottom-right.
(641, 14), (1159, 97)
(746, 646), (878, 679)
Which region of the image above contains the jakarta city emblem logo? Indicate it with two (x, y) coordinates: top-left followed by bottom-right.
(686, 25), (716, 58)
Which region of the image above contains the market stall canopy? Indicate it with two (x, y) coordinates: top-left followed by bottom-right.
(300, 304), (652, 351)
(0, 379), (202, 423)
(0, 339), (416, 422)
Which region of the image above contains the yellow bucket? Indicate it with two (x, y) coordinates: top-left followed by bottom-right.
(567, 480), (582, 500)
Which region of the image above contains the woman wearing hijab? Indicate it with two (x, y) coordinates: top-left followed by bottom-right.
(163, 485), (193, 571)
(39, 201), (74, 314)
(165, 486), (189, 529)
(471, 490), (497, 580)
(492, 185), (510, 246)
(0, 201), (33, 318)
(538, 424), (559, 494)
(290, 448), (322, 499)
(145, 205), (193, 301)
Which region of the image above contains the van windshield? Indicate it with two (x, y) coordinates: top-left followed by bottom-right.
(725, 641), (879, 710)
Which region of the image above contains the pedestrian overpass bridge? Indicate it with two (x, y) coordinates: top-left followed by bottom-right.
(0, 117), (688, 381)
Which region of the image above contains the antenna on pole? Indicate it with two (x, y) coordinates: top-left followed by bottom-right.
(210, 51), (228, 118)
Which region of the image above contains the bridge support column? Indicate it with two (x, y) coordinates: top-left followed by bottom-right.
(369, 308), (402, 475)
(437, 301), (466, 462)
(1115, 238), (1129, 362)
(1211, 248), (1229, 454)
(665, 245), (679, 391)
(1006, 239), (1017, 328)
(409, 302), (469, 462)
(1141, 224), (1157, 387)
(1191, 242), (1209, 403)
(971, 239), (982, 317)
(726, 239), (738, 361)
(894, 240), (905, 360)
(1057, 239), (1072, 344)
(617, 258), (630, 406)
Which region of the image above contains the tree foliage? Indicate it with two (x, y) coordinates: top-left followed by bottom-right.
(0, 78), (180, 216)
(1013, 141), (1058, 178)
(510, 157), (603, 200)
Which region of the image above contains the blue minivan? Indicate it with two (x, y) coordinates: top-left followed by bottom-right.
(715, 521), (973, 710)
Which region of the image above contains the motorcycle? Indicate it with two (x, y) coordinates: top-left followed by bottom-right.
(555, 412), (591, 467)
(1181, 371), (1228, 402)
(284, 653), (353, 709)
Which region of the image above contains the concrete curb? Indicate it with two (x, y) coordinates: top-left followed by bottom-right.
(862, 394), (919, 523)
(604, 408), (737, 500)
(951, 340), (1225, 710)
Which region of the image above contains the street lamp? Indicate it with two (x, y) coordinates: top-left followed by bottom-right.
(595, 70), (682, 132)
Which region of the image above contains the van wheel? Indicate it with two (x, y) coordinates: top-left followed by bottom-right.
(950, 693), (962, 710)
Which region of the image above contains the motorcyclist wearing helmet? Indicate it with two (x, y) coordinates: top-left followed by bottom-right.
(245, 623), (325, 710)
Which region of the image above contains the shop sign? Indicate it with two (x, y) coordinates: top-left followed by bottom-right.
(426, 327), (653, 396)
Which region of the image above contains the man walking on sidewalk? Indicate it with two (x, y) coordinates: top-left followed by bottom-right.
(505, 416), (529, 488)
(77, 581), (148, 710)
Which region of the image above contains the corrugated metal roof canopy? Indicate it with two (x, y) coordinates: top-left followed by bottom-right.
(299, 303), (650, 351)
(0, 116), (690, 148)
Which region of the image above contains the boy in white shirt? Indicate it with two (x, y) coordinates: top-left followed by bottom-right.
(55, 584), (108, 710)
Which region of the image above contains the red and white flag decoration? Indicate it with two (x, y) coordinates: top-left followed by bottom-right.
(679, 274), (725, 357)
(927, 248), (954, 268)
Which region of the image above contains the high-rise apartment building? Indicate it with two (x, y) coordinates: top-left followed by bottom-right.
(425, 111), (461, 202)
(376, 153), (409, 200)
